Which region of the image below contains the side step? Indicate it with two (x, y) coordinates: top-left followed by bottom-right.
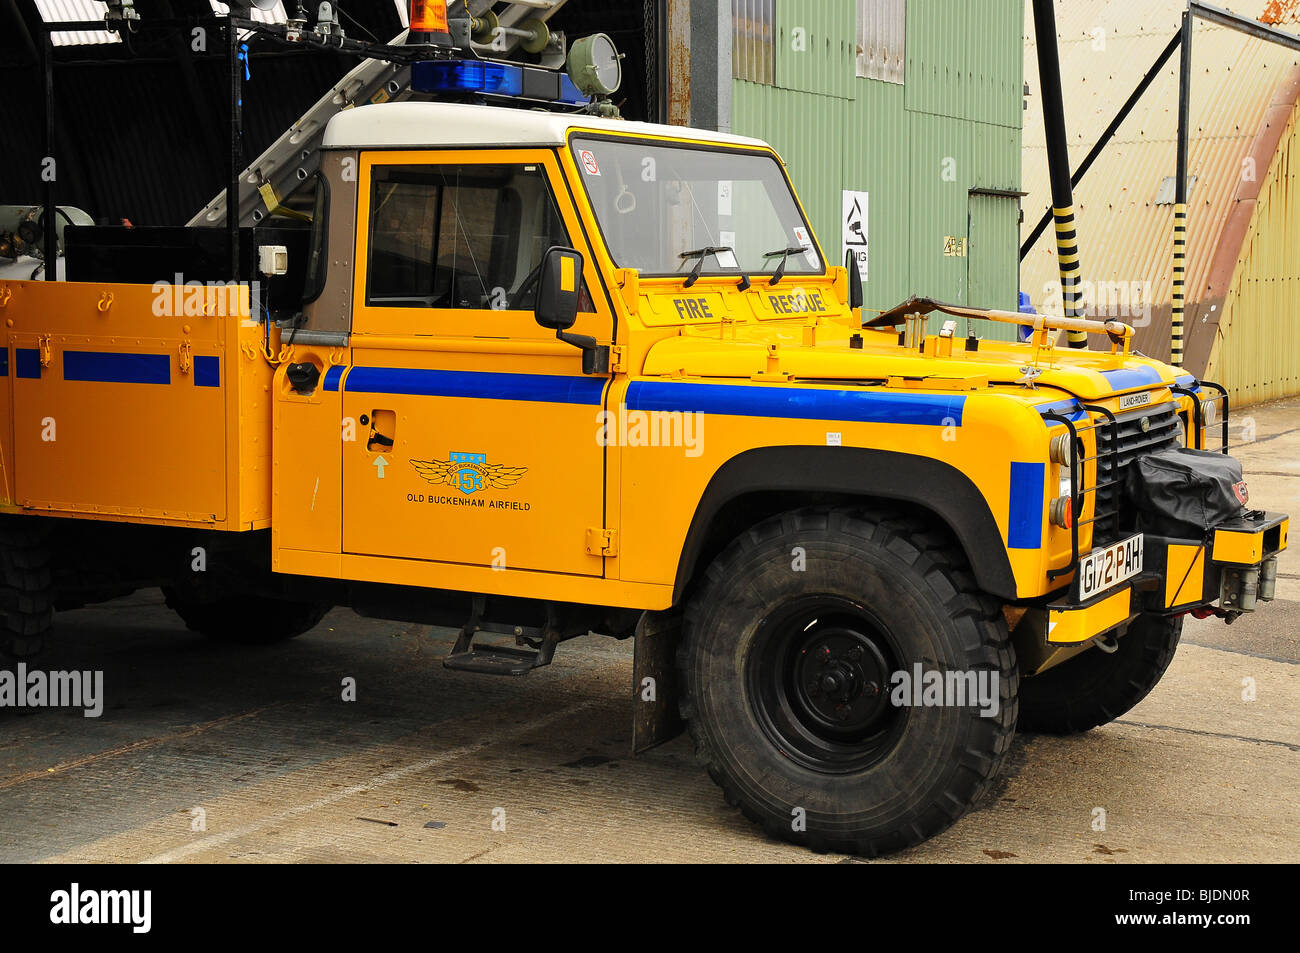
(443, 596), (560, 676)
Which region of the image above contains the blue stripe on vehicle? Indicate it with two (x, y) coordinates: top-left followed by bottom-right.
(16, 349), (41, 379)
(1007, 461), (1045, 550)
(194, 355), (220, 387)
(63, 351), (170, 385)
(1100, 365), (1163, 390)
(625, 381), (964, 427)
(344, 367), (606, 405)
(0, 350), (8, 377)
(323, 365), (345, 392)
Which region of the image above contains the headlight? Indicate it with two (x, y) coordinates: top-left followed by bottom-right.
(1058, 465), (1073, 499)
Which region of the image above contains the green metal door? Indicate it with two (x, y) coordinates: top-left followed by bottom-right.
(967, 191), (1020, 340)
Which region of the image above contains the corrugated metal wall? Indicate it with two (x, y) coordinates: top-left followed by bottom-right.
(731, 0), (1024, 337)
(1208, 108), (1300, 405)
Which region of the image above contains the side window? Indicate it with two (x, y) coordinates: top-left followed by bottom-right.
(365, 162), (587, 311)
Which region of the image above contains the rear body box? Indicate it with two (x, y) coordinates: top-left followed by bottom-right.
(0, 277), (276, 529)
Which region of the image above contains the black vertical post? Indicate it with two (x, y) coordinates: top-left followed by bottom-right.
(1171, 8), (1193, 368)
(228, 20), (242, 282)
(42, 30), (57, 279)
(1031, 0), (1088, 347)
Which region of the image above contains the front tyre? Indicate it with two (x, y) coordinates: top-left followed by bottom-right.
(1018, 613), (1182, 734)
(678, 508), (1018, 856)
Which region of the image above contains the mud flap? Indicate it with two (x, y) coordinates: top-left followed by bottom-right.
(631, 608), (685, 754)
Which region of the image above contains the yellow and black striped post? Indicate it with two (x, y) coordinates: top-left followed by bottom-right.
(1034, 0), (1089, 349)
(1171, 203), (1187, 367)
(1054, 205), (1089, 348)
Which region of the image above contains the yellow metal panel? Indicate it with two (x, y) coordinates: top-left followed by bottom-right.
(271, 349), (346, 557)
(1165, 543), (1205, 607)
(1046, 587), (1133, 645)
(327, 551), (671, 610)
(1212, 528), (1265, 565)
(5, 281), (230, 523)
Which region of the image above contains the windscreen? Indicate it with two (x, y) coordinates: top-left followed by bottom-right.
(571, 137), (823, 279)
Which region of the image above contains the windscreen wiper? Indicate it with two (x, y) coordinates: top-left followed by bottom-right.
(679, 246), (736, 289)
(762, 246), (808, 286)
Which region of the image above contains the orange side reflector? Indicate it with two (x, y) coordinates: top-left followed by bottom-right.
(410, 0), (448, 32)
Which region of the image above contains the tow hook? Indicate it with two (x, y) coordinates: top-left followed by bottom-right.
(1091, 633), (1120, 654)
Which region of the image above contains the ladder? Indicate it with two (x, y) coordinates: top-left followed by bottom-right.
(187, 0), (572, 229)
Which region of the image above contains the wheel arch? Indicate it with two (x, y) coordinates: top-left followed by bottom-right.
(671, 446), (1017, 603)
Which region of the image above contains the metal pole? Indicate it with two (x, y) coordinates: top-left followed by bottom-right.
(228, 20), (242, 282)
(42, 30), (57, 279)
(1172, 8), (1193, 369)
(1031, 0), (1088, 348)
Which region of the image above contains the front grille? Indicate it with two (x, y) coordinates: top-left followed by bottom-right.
(1091, 403), (1181, 543)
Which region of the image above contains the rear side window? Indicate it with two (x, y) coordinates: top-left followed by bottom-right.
(365, 163), (574, 311)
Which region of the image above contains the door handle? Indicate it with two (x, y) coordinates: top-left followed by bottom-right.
(366, 409), (396, 451)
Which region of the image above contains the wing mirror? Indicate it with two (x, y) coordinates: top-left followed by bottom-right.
(534, 246), (583, 331)
(845, 249), (864, 313)
(534, 246), (609, 375)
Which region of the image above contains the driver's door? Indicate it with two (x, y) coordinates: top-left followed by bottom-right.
(341, 149), (612, 577)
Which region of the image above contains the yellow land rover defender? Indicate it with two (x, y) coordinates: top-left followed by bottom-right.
(1, 101), (1286, 855)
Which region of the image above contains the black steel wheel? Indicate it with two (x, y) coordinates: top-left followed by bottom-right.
(747, 596), (906, 774)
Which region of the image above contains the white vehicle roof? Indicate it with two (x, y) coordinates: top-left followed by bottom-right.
(321, 100), (771, 152)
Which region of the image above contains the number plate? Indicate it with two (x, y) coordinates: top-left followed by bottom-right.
(1077, 534), (1144, 601)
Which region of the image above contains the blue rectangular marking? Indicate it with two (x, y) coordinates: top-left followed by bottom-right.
(16, 349), (41, 379)
(1007, 461), (1045, 550)
(625, 381), (964, 427)
(345, 367), (606, 405)
(194, 355), (220, 387)
(0, 349), (8, 377)
(63, 351), (170, 385)
(323, 365), (345, 392)
(1101, 366), (1163, 391)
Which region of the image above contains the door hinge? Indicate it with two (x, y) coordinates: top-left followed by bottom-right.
(586, 527), (618, 557)
(610, 345), (627, 373)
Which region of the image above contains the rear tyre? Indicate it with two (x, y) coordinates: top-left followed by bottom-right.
(163, 589), (329, 645)
(0, 518), (54, 659)
(678, 507), (1018, 856)
(1018, 613), (1182, 734)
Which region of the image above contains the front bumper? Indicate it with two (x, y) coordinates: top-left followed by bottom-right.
(1040, 510), (1289, 647)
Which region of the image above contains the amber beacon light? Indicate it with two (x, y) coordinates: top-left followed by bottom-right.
(410, 0), (450, 41)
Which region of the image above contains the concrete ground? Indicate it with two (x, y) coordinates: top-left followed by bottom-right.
(1, 400), (1297, 864)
